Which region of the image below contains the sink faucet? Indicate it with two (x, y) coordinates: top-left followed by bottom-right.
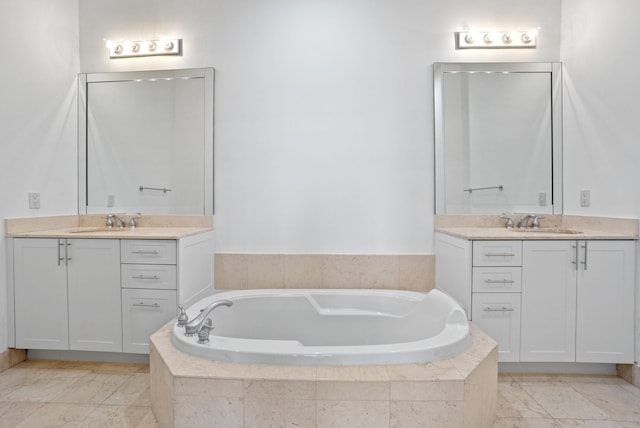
(106, 214), (126, 228)
(184, 299), (233, 336)
(128, 213), (142, 229)
(517, 214), (535, 229)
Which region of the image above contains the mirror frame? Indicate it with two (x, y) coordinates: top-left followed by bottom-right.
(433, 62), (563, 215)
(78, 67), (215, 215)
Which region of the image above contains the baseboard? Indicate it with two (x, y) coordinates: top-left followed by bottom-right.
(0, 348), (27, 373)
(25, 349), (149, 365)
(499, 362), (617, 375)
(617, 363), (640, 387)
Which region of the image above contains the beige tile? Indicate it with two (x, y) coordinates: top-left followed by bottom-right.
(570, 383), (640, 422)
(360, 255), (399, 289)
(463, 347), (498, 428)
(390, 400), (463, 428)
(316, 381), (389, 401)
(15, 403), (97, 427)
(0, 402), (45, 428)
(103, 373), (151, 406)
(316, 364), (390, 382)
(244, 397), (284, 427)
(215, 253), (248, 290)
(285, 399), (316, 428)
(0, 350), (10, 373)
(561, 375), (629, 385)
(244, 379), (286, 398)
(149, 346), (174, 428)
(317, 400), (389, 428)
(322, 255), (362, 288)
(386, 360), (463, 381)
(497, 380), (551, 418)
(390, 380), (463, 401)
(398, 254), (435, 292)
(521, 385), (609, 420)
(244, 363), (316, 381)
(285, 255), (323, 288)
(556, 420), (626, 427)
(247, 254), (285, 288)
(175, 377), (244, 398)
(0, 373), (81, 403)
(285, 381), (317, 400)
(79, 404), (155, 427)
(48, 372), (131, 404)
(9, 349), (27, 367)
(492, 417), (562, 428)
(174, 396), (243, 428)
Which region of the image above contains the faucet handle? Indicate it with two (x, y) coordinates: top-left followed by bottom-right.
(500, 213), (514, 229)
(177, 304), (188, 326)
(128, 212), (142, 229)
(532, 215), (545, 229)
(104, 214), (115, 229)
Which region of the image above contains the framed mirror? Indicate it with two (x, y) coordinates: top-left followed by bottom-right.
(78, 68), (214, 215)
(434, 62), (562, 215)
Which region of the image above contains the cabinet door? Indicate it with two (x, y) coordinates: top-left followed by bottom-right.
(67, 239), (122, 352)
(576, 240), (635, 363)
(521, 241), (577, 362)
(13, 239), (69, 350)
(472, 293), (521, 362)
(122, 288), (177, 354)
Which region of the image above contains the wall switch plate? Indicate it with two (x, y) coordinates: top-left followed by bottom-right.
(28, 192), (40, 209)
(538, 191), (547, 206)
(107, 194), (115, 207)
(580, 189), (591, 207)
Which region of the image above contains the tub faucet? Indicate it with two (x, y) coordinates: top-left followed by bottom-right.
(184, 299), (233, 336)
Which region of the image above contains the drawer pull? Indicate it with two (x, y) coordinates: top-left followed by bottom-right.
(484, 252), (515, 257)
(132, 275), (160, 280)
(484, 279), (515, 284)
(131, 250), (160, 255)
(483, 306), (515, 312)
(133, 302), (161, 308)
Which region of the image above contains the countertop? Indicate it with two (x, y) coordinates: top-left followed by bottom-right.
(436, 227), (637, 240)
(7, 226), (212, 240)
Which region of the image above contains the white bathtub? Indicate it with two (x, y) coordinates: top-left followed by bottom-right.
(170, 288), (471, 366)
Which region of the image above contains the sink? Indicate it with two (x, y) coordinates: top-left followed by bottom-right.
(68, 227), (132, 233)
(509, 228), (582, 234)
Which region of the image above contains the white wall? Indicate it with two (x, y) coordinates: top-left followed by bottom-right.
(0, 1), (79, 351)
(79, 0), (561, 254)
(561, 0), (640, 363)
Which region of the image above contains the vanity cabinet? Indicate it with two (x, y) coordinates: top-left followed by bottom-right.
(10, 231), (215, 355)
(13, 238), (121, 351)
(435, 232), (636, 364)
(521, 240), (635, 363)
(121, 240), (178, 354)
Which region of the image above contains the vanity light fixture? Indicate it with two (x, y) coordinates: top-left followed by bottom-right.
(456, 30), (537, 49)
(108, 38), (182, 59)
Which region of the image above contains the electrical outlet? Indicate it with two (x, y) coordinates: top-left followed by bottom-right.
(538, 191), (547, 206)
(28, 192), (40, 209)
(107, 194), (115, 207)
(580, 189), (591, 207)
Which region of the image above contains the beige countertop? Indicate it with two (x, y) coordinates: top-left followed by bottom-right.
(435, 226), (637, 240)
(7, 226), (212, 240)
(435, 214), (638, 240)
(5, 214), (214, 240)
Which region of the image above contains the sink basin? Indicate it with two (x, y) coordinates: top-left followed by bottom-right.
(509, 228), (582, 234)
(68, 227), (132, 233)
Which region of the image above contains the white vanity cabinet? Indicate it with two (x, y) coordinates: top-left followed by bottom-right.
(121, 240), (178, 354)
(10, 230), (215, 355)
(521, 240), (635, 363)
(13, 238), (121, 351)
(436, 232), (636, 364)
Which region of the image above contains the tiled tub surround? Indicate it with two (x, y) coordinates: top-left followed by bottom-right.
(150, 322), (498, 428)
(215, 254), (435, 292)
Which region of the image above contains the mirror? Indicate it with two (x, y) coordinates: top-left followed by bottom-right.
(434, 62), (562, 215)
(78, 68), (214, 215)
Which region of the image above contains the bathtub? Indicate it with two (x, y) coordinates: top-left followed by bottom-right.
(170, 288), (472, 366)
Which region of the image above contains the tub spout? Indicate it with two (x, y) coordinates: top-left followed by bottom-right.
(184, 299), (233, 336)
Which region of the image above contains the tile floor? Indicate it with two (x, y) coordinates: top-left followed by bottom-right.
(0, 360), (639, 427)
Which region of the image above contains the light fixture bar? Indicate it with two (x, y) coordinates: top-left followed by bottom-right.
(109, 39), (182, 59)
(456, 31), (537, 49)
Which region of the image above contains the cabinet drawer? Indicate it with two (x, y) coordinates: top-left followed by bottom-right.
(122, 288), (177, 354)
(472, 292), (521, 362)
(121, 264), (177, 290)
(121, 240), (176, 264)
(473, 241), (522, 266)
(472, 267), (522, 293)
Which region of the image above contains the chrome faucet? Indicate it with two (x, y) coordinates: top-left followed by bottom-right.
(184, 299), (233, 336)
(128, 212), (142, 229)
(105, 214), (126, 228)
(517, 214), (544, 229)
